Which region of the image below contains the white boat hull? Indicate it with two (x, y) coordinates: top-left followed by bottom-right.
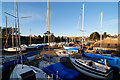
(63, 46), (80, 52)
(70, 58), (113, 80)
(56, 50), (73, 57)
(10, 64), (50, 80)
(4, 47), (26, 52)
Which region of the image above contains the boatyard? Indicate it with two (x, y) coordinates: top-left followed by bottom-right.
(1, 0), (120, 80)
(1, 46), (120, 80)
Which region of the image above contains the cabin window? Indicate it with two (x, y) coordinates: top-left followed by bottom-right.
(107, 44), (110, 47)
(20, 70), (36, 80)
(115, 44), (117, 47)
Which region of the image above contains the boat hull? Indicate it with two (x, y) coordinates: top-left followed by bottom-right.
(4, 47), (26, 53)
(70, 58), (113, 80)
(63, 46), (80, 52)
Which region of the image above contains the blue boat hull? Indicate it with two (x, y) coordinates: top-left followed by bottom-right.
(80, 53), (120, 71)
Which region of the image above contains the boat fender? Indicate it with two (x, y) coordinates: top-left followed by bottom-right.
(105, 59), (109, 66)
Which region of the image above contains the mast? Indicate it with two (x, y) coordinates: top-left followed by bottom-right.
(12, 24), (14, 47)
(14, 0), (18, 48)
(100, 12), (103, 51)
(16, 1), (22, 64)
(5, 16), (7, 48)
(30, 29), (31, 45)
(82, 4), (84, 49)
(47, 0), (51, 63)
(47, 0), (50, 46)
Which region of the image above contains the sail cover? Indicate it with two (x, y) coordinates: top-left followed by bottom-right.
(43, 63), (79, 80)
(80, 53), (120, 71)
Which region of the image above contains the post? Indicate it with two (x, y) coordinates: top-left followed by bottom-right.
(56, 71), (58, 80)
(100, 12), (103, 52)
(82, 4), (84, 49)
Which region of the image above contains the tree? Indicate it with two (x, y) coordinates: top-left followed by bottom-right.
(38, 35), (41, 38)
(107, 34), (111, 37)
(114, 34), (117, 38)
(89, 32), (100, 40)
(103, 32), (107, 38)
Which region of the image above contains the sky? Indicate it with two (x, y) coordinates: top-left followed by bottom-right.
(1, 2), (118, 37)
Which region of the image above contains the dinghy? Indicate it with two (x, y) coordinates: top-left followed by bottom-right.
(56, 50), (73, 57)
(26, 44), (45, 50)
(24, 51), (40, 61)
(63, 46), (80, 52)
(26, 44), (38, 49)
(70, 57), (113, 79)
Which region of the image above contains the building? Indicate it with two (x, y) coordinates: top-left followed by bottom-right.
(94, 37), (118, 50)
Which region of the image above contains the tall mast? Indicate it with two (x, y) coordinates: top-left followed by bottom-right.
(47, 0), (51, 63)
(5, 16), (7, 48)
(47, 0), (50, 46)
(100, 12), (103, 51)
(16, 1), (22, 64)
(30, 29), (31, 45)
(82, 4), (84, 49)
(12, 24), (14, 47)
(14, 0), (18, 48)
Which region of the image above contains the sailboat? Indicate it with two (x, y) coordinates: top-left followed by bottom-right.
(39, 0), (55, 70)
(63, 45), (80, 52)
(10, 1), (52, 80)
(70, 57), (113, 79)
(80, 11), (120, 71)
(26, 29), (37, 49)
(4, 47), (26, 52)
(70, 4), (113, 79)
(26, 29), (46, 50)
(56, 49), (73, 57)
(4, 23), (26, 52)
(63, 8), (83, 53)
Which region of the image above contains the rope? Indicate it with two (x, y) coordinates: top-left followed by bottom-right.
(76, 8), (83, 37)
(92, 14), (101, 33)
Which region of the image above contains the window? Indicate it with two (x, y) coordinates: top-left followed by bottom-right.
(20, 70), (36, 80)
(115, 44), (117, 47)
(108, 44), (110, 47)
